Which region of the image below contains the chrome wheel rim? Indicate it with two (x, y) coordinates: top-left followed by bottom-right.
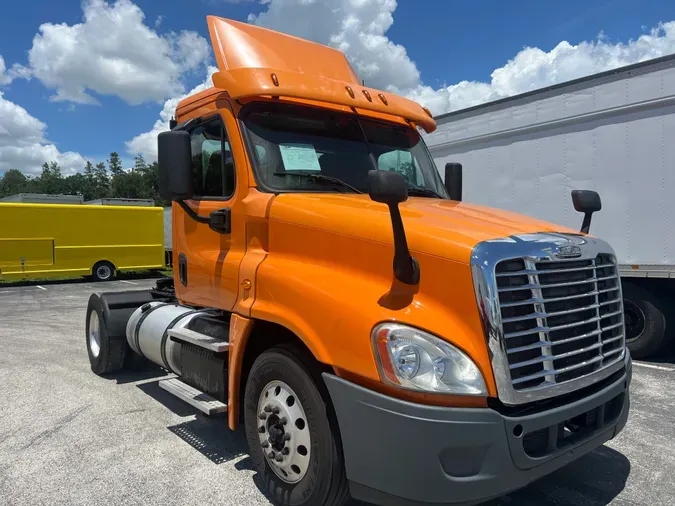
(257, 380), (311, 484)
(88, 311), (101, 358)
(96, 265), (112, 280)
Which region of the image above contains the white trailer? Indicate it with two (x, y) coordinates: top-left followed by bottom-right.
(426, 54), (675, 358)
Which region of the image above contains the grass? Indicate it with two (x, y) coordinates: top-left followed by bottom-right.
(0, 268), (174, 287)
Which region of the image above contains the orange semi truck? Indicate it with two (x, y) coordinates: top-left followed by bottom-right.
(85, 16), (631, 506)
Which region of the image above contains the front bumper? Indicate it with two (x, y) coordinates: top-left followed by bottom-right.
(323, 352), (631, 506)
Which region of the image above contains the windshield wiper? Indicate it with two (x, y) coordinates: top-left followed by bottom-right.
(273, 172), (363, 194)
(406, 186), (444, 199)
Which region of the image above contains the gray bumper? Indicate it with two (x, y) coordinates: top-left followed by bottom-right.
(323, 353), (631, 506)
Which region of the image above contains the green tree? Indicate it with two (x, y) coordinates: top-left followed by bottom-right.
(0, 169), (29, 197)
(36, 161), (64, 194)
(108, 152), (123, 176)
(112, 171), (146, 199)
(94, 162), (110, 198)
(133, 154), (147, 173)
(63, 173), (87, 196)
(145, 161), (169, 206)
(1, 153), (166, 205)
(81, 161), (96, 200)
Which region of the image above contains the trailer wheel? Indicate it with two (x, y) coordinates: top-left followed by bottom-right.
(623, 281), (671, 359)
(92, 261), (115, 282)
(86, 293), (127, 375)
(244, 347), (349, 506)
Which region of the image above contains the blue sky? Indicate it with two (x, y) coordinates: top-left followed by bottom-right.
(0, 0), (674, 176)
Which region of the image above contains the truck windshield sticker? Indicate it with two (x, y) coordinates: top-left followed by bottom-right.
(279, 143), (321, 172)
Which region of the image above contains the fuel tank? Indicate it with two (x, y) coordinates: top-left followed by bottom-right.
(125, 302), (210, 374)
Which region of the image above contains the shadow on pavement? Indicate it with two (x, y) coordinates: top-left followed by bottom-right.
(486, 445), (630, 505)
(638, 346), (675, 365)
(162, 416), (276, 503)
(167, 417), (249, 465)
(106, 361), (169, 385)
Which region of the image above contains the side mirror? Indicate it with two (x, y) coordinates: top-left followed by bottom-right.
(368, 169), (408, 205)
(368, 170), (419, 285)
(571, 190), (601, 234)
(158, 130), (193, 201)
(444, 162), (462, 201)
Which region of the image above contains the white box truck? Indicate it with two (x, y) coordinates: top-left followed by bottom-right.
(426, 54), (675, 359)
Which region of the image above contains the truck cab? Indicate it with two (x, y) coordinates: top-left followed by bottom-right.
(85, 16), (631, 506)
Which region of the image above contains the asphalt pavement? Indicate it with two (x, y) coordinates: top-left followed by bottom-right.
(0, 280), (674, 506)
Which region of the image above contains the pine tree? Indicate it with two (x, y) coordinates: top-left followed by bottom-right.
(133, 154), (147, 173)
(94, 162), (110, 198)
(37, 162), (64, 194)
(108, 152), (123, 176)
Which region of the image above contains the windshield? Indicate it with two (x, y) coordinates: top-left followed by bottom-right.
(240, 102), (448, 197)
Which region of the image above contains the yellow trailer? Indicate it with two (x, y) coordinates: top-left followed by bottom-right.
(0, 203), (164, 281)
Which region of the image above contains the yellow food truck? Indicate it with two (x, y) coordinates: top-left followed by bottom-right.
(0, 203), (164, 281)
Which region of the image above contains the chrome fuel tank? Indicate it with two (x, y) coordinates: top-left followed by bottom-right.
(125, 302), (209, 374)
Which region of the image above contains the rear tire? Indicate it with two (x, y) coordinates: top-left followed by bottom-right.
(623, 281), (671, 359)
(86, 293), (127, 375)
(92, 261), (115, 282)
(244, 346), (349, 506)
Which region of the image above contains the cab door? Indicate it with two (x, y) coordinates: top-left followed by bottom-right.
(173, 108), (246, 310)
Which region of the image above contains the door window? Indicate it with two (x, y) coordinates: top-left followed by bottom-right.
(189, 118), (235, 199)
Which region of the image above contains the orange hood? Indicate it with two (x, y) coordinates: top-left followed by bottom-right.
(269, 194), (579, 263)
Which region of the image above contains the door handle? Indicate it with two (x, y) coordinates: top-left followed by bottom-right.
(209, 208), (232, 234)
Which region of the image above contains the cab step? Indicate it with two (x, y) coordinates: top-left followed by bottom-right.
(158, 378), (228, 415)
(168, 327), (230, 353)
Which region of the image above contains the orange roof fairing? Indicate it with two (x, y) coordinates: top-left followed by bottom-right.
(207, 16), (360, 84)
(204, 16), (436, 133)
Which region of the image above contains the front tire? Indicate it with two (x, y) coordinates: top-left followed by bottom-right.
(244, 347), (349, 506)
(86, 293), (127, 374)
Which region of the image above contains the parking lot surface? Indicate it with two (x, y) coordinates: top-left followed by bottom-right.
(0, 280), (674, 506)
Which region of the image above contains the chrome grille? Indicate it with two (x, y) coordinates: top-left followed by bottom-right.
(495, 254), (625, 391)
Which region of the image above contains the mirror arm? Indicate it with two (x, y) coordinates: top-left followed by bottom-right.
(580, 213), (592, 234)
(176, 200), (210, 224)
(388, 203), (420, 285)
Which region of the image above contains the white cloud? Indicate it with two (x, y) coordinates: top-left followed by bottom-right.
(248, 0), (675, 114)
(249, 0), (419, 91)
(17, 0), (210, 105)
(0, 56), (29, 86)
(0, 92), (86, 175)
(126, 66), (219, 160)
(0, 56), (11, 85)
(129, 0), (675, 158)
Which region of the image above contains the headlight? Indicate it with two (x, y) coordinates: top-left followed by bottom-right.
(372, 323), (487, 395)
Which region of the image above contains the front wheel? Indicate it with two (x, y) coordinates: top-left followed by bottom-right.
(244, 347), (349, 506)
